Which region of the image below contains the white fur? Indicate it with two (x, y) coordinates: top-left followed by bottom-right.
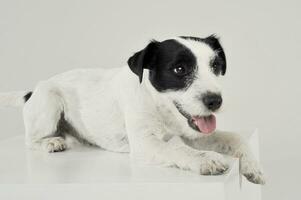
(0, 38), (265, 184)
(0, 91), (29, 107)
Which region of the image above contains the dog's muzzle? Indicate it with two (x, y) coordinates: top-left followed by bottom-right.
(173, 101), (216, 134)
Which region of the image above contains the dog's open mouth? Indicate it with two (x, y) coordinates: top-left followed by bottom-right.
(189, 115), (216, 134)
(174, 101), (216, 134)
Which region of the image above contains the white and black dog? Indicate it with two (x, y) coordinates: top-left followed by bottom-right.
(0, 35), (265, 184)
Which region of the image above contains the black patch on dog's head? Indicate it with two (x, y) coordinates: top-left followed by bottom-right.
(180, 35), (226, 75)
(128, 39), (197, 92)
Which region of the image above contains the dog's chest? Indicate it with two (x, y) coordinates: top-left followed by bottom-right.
(154, 103), (184, 139)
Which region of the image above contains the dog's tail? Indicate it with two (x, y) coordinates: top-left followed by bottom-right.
(0, 91), (32, 107)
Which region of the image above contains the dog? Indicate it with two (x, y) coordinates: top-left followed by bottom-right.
(0, 35), (265, 184)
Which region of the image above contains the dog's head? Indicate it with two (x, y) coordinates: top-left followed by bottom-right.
(128, 35), (226, 136)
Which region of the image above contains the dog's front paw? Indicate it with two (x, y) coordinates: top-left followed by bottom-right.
(43, 137), (67, 153)
(193, 151), (229, 175)
(241, 158), (265, 184)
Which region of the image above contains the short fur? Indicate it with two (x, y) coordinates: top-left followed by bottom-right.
(0, 36), (264, 184)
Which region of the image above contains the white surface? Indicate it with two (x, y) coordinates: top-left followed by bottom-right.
(0, 131), (261, 200)
(0, 1), (300, 199)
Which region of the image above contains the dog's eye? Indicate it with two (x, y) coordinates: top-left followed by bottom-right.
(173, 66), (187, 76)
(212, 63), (218, 70)
(210, 59), (221, 75)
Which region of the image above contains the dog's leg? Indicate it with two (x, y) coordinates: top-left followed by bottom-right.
(23, 81), (67, 153)
(183, 131), (265, 184)
(133, 134), (229, 175)
(125, 113), (229, 175)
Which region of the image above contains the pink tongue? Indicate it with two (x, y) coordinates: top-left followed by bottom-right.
(192, 115), (216, 134)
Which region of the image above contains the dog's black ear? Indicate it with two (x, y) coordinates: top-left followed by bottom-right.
(203, 35), (227, 75)
(127, 40), (158, 83)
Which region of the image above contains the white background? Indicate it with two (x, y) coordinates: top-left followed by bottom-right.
(0, 0), (300, 199)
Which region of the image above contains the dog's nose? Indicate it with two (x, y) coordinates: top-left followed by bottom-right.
(202, 93), (222, 111)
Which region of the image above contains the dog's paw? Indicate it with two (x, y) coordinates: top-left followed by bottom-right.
(43, 137), (67, 153)
(241, 158), (265, 184)
(194, 151), (229, 175)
